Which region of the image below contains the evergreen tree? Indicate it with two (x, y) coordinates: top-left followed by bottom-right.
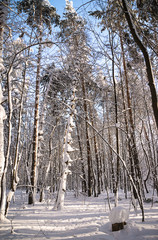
(60, 0), (94, 196)
(17, 0), (60, 204)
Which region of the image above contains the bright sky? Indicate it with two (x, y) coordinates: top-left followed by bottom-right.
(50, 0), (89, 16)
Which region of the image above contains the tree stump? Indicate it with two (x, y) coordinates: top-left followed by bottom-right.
(109, 206), (129, 232)
(112, 222), (126, 231)
(28, 191), (33, 204)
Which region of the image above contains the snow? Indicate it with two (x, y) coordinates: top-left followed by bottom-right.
(0, 105), (7, 121)
(0, 62), (5, 72)
(42, 0), (52, 7)
(66, 143), (74, 152)
(66, 0), (76, 13)
(0, 190), (158, 240)
(109, 206), (129, 224)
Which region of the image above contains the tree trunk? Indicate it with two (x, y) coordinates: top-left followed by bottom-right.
(81, 74), (93, 197)
(0, 85), (7, 221)
(109, 31), (120, 206)
(140, 70), (158, 194)
(0, 66), (12, 221)
(29, 32), (42, 205)
(89, 103), (101, 196)
(85, 119), (145, 221)
(76, 120), (87, 193)
(54, 88), (76, 210)
(121, 0), (158, 129)
(120, 32), (143, 199)
(0, 0), (7, 73)
(39, 122), (58, 202)
(5, 66), (27, 215)
(0, 3), (8, 220)
(105, 91), (115, 193)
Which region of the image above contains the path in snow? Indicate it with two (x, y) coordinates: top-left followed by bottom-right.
(0, 190), (158, 240)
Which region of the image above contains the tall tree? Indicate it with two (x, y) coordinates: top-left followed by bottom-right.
(0, 85), (7, 221)
(54, 87), (76, 210)
(5, 52), (29, 215)
(121, 0), (158, 129)
(17, 0), (60, 204)
(60, 0), (94, 196)
(0, 0), (9, 221)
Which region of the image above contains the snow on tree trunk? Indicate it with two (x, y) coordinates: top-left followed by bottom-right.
(29, 31), (42, 205)
(54, 88), (76, 210)
(0, 1), (9, 222)
(0, 85), (7, 221)
(5, 70), (27, 216)
(38, 75), (53, 202)
(0, 67), (13, 221)
(0, 85), (6, 196)
(85, 120), (145, 221)
(121, 0), (158, 129)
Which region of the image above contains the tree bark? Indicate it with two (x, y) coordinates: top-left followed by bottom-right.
(121, 0), (158, 129)
(0, 85), (7, 221)
(29, 30), (42, 205)
(89, 103), (101, 196)
(0, 67), (12, 221)
(84, 117), (145, 221)
(120, 32), (143, 199)
(81, 74), (93, 197)
(0, 4), (8, 218)
(54, 88), (76, 210)
(5, 65), (27, 215)
(109, 31), (120, 206)
(76, 120), (87, 193)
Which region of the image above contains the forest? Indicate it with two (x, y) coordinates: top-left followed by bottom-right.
(0, 0), (158, 239)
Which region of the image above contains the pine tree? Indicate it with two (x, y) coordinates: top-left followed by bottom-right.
(17, 0), (60, 204)
(60, 0), (94, 196)
(0, 85), (7, 221)
(54, 87), (76, 210)
(0, 0), (9, 221)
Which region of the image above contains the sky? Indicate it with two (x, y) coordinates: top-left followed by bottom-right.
(50, 0), (89, 16)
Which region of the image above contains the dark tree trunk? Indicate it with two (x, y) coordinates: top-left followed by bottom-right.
(29, 32), (42, 205)
(121, 0), (158, 129)
(109, 31), (120, 205)
(120, 32), (143, 199)
(81, 74), (93, 197)
(76, 121), (87, 193)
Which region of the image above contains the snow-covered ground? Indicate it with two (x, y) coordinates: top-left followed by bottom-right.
(0, 190), (158, 240)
